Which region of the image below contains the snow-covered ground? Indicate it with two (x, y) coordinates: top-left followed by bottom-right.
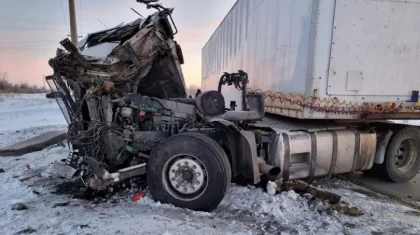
(0, 94), (67, 148)
(1, 94), (420, 235)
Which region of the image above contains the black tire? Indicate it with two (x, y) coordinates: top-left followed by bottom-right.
(147, 132), (231, 211)
(380, 127), (420, 182)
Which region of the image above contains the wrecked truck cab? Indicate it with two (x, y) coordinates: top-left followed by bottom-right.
(45, 1), (255, 212)
(51, 5), (186, 99)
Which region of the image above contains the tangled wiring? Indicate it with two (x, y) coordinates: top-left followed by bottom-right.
(68, 121), (126, 167)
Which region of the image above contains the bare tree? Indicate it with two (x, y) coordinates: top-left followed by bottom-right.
(0, 70), (8, 92)
(0, 70), (6, 79)
(0, 69), (48, 94)
(188, 84), (200, 98)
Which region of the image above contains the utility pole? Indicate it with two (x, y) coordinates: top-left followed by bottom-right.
(68, 0), (78, 45)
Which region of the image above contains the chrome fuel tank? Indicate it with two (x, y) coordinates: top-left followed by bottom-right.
(267, 129), (376, 181)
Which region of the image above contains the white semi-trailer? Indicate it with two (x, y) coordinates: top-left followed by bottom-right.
(202, 0), (420, 120)
(202, 0), (420, 185)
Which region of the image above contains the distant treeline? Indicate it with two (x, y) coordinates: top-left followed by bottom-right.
(0, 78), (48, 94)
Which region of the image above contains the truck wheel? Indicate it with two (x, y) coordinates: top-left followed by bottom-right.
(382, 127), (420, 182)
(147, 132), (231, 211)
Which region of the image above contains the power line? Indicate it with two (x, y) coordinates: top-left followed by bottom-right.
(0, 25), (66, 32)
(0, 39), (61, 46)
(79, 0), (83, 36)
(0, 42), (59, 50)
(0, 42), (59, 49)
(0, 17), (101, 28)
(59, 0), (69, 32)
(0, 17), (65, 25)
(0, 48), (53, 51)
(97, 18), (108, 29)
(0, 39), (60, 44)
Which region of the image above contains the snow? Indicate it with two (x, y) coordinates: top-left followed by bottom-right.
(0, 94), (67, 148)
(1, 94), (420, 235)
(266, 181), (277, 195)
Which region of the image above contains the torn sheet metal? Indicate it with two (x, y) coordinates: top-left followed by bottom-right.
(50, 11), (186, 99)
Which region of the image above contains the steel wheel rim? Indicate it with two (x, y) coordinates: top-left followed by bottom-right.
(394, 138), (417, 172)
(162, 154), (209, 201)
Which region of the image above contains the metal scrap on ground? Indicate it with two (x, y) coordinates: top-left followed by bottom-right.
(0, 131), (67, 157)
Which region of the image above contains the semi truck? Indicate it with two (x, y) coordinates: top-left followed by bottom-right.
(47, 0), (420, 212)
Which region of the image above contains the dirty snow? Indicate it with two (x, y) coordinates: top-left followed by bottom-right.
(1, 94), (420, 235)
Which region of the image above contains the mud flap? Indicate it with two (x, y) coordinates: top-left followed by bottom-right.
(208, 118), (261, 184)
(237, 130), (261, 184)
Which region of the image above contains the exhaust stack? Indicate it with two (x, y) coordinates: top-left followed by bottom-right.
(257, 158), (281, 179)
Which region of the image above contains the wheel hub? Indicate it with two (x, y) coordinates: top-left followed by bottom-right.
(182, 171), (193, 181)
(394, 138), (417, 172)
(168, 158), (205, 194)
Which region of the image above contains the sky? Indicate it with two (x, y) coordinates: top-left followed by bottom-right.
(0, 0), (237, 87)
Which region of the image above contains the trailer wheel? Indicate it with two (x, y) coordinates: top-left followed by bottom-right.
(382, 127), (420, 182)
(147, 132), (231, 212)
